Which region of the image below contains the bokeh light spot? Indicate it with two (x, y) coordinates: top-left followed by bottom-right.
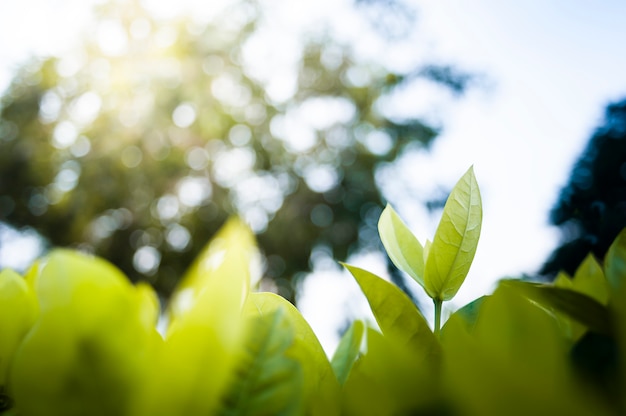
(172, 103), (196, 128)
(52, 121), (78, 149)
(97, 19), (129, 56)
(304, 165), (339, 193)
(121, 146), (143, 168)
(133, 246), (161, 275)
(69, 91), (101, 126)
(155, 194), (180, 221)
(311, 204), (333, 227)
(70, 135), (91, 157)
(39, 90), (62, 123)
(185, 147), (209, 170)
(229, 124), (252, 146)
(130, 17), (151, 40)
(166, 223), (191, 251)
(178, 176), (212, 207)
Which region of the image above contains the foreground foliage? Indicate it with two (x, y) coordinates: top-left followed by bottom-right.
(1, 168), (625, 415)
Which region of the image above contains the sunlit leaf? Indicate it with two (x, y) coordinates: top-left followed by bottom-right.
(330, 320), (364, 386)
(134, 282), (160, 328)
(243, 292), (340, 416)
(425, 166), (482, 301)
(23, 260), (41, 289)
(10, 250), (159, 416)
(342, 263), (440, 360)
(423, 239), (432, 265)
(137, 219), (253, 415)
(378, 204), (425, 287)
(219, 308), (304, 416)
(168, 217), (259, 323)
(501, 280), (611, 336)
(0, 269), (37, 388)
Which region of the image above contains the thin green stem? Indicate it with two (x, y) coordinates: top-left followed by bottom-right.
(433, 298), (443, 337)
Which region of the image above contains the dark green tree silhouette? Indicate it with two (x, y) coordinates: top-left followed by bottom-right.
(540, 98), (626, 278)
(0, 0), (471, 301)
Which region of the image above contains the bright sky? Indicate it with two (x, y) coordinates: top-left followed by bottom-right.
(1, 0), (626, 354)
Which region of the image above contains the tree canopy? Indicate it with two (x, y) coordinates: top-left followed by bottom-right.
(0, 0), (471, 301)
(541, 97), (626, 277)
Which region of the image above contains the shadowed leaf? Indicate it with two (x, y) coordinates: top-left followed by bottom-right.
(331, 320), (364, 386)
(502, 280), (612, 336)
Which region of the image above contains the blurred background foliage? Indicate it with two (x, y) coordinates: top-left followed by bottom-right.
(541, 98), (626, 279)
(0, 0), (473, 302)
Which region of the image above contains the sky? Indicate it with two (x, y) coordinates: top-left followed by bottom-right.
(1, 0), (626, 354)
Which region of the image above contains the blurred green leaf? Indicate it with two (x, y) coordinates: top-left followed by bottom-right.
(342, 263), (440, 360)
(572, 254), (609, 305)
(605, 229), (626, 412)
(134, 282), (160, 329)
(330, 320), (364, 386)
(502, 280), (612, 336)
(220, 308), (304, 416)
(243, 292), (340, 416)
(10, 250), (159, 416)
(137, 219), (253, 415)
(442, 283), (607, 416)
(425, 166), (482, 301)
(605, 228), (626, 289)
(554, 271), (573, 289)
(378, 204), (425, 288)
(342, 328), (443, 415)
(551, 271), (586, 340)
(0, 269), (37, 388)
(168, 217), (258, 324)
(441, 295), (488, 337)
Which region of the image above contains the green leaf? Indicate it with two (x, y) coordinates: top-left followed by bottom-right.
(138, 219), (254, 415)
(167, 217), (259, 323)
(502, 280), (612, 336)
(10, 250), (159, 416)
(605, 228), (626, 290)
(378, 204), (425, 287)
(330, 320), (364, 386)
(243, 292), (340, 416)
(605, 228), (626, 412)
(441, 295), (488, 337)
(572, 254), (609, 305)
(425, 166), (482, 301)
(342, 263), (440, 360)
(553, 271), (573, 289)
(341, 328), (442, 416)
(0, 269), (37, 387)
(220, 308), (304, 416)
(442, 283), (604, 416)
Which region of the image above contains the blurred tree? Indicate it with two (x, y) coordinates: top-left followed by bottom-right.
(540, 98), (626, 278)
(0, 0), (471, 302)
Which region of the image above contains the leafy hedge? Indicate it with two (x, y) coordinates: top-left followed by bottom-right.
(0, 167), (625, 415)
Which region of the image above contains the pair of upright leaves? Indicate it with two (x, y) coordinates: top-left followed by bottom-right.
(328, 166), (481, 413)
(378, 166), (482, 302)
